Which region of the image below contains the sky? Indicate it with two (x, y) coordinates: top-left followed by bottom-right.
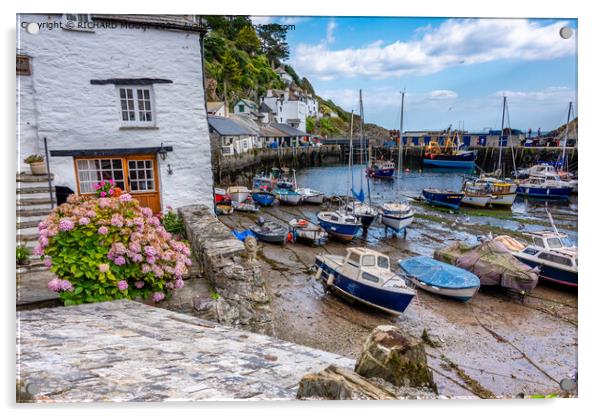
(251, 16), (577, 132)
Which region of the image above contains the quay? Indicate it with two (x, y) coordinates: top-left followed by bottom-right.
(17, 300), (355, 402)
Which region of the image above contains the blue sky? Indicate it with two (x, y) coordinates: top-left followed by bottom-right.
(252, 16), (577, 132)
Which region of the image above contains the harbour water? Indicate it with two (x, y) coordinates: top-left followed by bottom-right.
(216, 164), (578, 398)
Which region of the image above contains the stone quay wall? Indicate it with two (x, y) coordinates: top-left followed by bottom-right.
(178, 205), (274, 335)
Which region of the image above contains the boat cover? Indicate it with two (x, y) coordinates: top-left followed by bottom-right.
(399, 256), (480, 289)
(434, 240), (539, 292)
(232, 229), (256, 241)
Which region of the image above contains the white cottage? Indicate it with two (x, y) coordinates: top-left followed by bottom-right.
(16, 14), (213, 213)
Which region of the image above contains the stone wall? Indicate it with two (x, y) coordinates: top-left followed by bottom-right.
(178, 204), (274, 335)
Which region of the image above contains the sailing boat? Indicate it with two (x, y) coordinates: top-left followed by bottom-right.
(317, 110), (362, 242)
(344, 90), (377, 231)
(380, 91), (415, 235)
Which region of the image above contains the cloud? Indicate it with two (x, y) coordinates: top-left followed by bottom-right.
(496, 86), (575, 102)
(326, 19), (336, 44)
(251, 16), (309, 26)
(292, 19), (576, 80)
(250, 16), (273, 25)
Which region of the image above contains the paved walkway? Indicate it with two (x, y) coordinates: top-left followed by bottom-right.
(17, 300), (355, 401)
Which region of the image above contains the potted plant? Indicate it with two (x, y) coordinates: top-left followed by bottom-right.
(16, 245), (31, 266)
(24, 154), (47, 175)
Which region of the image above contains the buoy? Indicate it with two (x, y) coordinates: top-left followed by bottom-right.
(287, 232), (294, 242)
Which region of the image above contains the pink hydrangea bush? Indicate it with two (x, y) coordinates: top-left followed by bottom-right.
(36, 192), (190, 306)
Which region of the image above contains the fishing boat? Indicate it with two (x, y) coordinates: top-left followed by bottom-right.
(250, 218), (289, 245)
(297, 187), (325, 204)
(273, 187), (302, 205)
(252, 174), (274, 191)
(367, 159), (396, 179)
(314, 247), (416, 315)
(226, 186), (251, 203)
(516, 176), (572, 200)
(344, 201), (377, 230)
(422, 188), (464, 210)
(317, 210), (362, 242)
(231, 200), (259, 213)
(461, 182), (492, 208)
(474, 177), (517, 207)
(423, 130), (477, 169)
(251, 189), (276, 206)
(379, 202), (415, 234)
(289, 219), (328, 246)
(398, 256), (481, 301)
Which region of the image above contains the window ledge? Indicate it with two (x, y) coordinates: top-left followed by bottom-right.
(119, 126), (159, 130)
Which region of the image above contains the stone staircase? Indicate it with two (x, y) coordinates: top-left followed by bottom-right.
(17, 173), (55, 274)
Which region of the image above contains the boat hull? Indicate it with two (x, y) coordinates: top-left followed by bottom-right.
(461, 194), (492, 208)
(516, 185), (572, 200)
(513, 255), (578, 287)
(367, 167), (396, 178)
(408, 277), (479, 301)
(422, 190), (464, 210)
(315, 258), (414, 315)
(274, 191), (302, 205)
(381, 212), (414, 232)
(423, 159), (475, 168)
(229, 192), (250, 203)
(490, 192), (517, 206)
(317, 220), (360, 242)
(302, 194), (325, 204)
(251, 192), (275, 206)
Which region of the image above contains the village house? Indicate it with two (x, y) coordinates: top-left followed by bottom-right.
(206, 101), (227, 117)
(207, 115), (256, 156)
(17, 14), (214, 217)
(233, 98), (260, 117)
(260, 88), (309, 133)
(275, 65), (293, 85)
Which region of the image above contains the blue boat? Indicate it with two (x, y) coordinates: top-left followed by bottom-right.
(367, 160), (396, 179)
(398, 256), (481, 301)
(251, 190), (275, 206)
(516, 178), (572, 200)
(314, 248), (416, 315)
(423, 151), (477, 169)
(317, 210), (362, 242)
(422, 188), (464, 210)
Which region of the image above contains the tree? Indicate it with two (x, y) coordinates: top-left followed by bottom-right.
(257, 24), (290, 66)
(300, 77), (315, 95)
(221, 50), (242, 110)
(236, 26), (260, 55)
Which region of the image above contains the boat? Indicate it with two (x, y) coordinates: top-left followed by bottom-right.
(317, 210), (362, 242)
(474, 177), (517, 207)
(434, 239), (539, 293)
(422, 188), (464, 210)
(344, 201), (377, 230)
(226, 186), (251, 203)
(367, 159), (396, 179)
(231, 200), (259, 212)
(289, 219), (328, 246)
(273, 187), (302, 205)
(398, 256), (481, 301)
(252, 174), (274, 191)
(214, 187), (229, 205)
(215, 204), (233, 215)
(516, 176), (572, 200)
(297, 187), (325, 204)
(250, 218), (289, 245)
(314, 247), (416, 315)
(423, 130), (477, 169)
(461, 182), (492, 208)
(379, 202), (415, 234)
(251, 189), (276, 206)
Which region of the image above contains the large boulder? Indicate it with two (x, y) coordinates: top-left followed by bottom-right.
(296, 365), (397, 400)
(355, 325), (437, 393)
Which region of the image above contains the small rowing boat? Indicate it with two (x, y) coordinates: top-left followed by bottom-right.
(251, 189), (275, 206)
(251, 218), (289, 245)
(289, 219), (328, 246)
(297, 187), (325, 204)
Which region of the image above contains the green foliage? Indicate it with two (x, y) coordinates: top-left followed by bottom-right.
(306, 116), (316, 133)
(24, 154), (44, 163)
(300, 77), (315, 95)
(235, 25), (261, 54)
(161, 209), (185, 237)
(210, 291), (221, 300)
(284, 64), (301, 85)
(257, 24), (290, 64)
(16, 245), (30, 265)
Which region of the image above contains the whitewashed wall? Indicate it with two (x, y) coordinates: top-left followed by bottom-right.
(16, 14), (213, 209)
(16, 70), (39, 172)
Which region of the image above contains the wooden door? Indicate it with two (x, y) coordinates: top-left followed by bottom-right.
(125, 155), (161, 213)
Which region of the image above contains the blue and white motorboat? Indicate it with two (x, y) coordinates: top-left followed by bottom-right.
(379, 202), (415, 234)
(251, 189), (275, 206)
(317, 210), (362, 242)
(314, 247), (416, 315)
(273, 187), (302, 205)
(499, 231), (578, 288)
(516, 176), (572, 200)
(367, 159), (396, 179)
(297, 187), (325, 204)
(398, 256), (481, 301)
(422, 188), (465, 210)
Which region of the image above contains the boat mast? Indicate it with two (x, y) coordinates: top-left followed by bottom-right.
(359, 89), (371, 204)
(498, 96), (507, 177)
(347, 110), (354, 207)
(561, 101), (573, 172)
(398, 91), (405, 177)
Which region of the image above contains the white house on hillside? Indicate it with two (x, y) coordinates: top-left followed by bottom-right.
(206, 101), (227, 117)
(260, 89), (308, 133)
(16, 14), (213, 213)
(233, 98), (259, 116)
(275, 66), (293, 85)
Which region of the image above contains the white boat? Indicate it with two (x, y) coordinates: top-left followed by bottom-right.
(461, 182), (492, 208)
(273, 188), (303, 205)
(379, 202), (415, 234)
(289, 219), (328, 246)
(475, 177), (517, 207)
(344, 201), (377, 229)
(314, 247), (416, 315)
(231, 200), (259, 212)
(226, 186), (251, 203)
(297, 187), (325, 204)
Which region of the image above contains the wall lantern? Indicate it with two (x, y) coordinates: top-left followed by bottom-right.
(158, 143), (168, 161)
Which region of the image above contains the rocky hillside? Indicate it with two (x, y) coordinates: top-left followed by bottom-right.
(201, 15), (389, 141)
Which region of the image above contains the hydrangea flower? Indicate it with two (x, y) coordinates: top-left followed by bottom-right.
(152, 292), (165, 302)
(117, 280), (128, 291)
(135, 281), (144, 289)
(58, 218), (74, 232)
(114, 256), (126, 266)
(119, 193), (133, 203)
(98, 226), (109, 235)
(78, 217), (90, 225)
(98, 263), (109, 273)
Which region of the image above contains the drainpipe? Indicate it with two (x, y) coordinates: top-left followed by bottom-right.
(43, 137), (54, 209)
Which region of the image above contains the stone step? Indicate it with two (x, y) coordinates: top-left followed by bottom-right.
(16, 197), (55, 209)
(17, 260), (48, 275)
(17, 233), (38, 243)
(17, 186), (54, 195)
(17, 173), (54, 183)
(17, 208), (52, 218)
(16, 213), (47, 225)
(18, 226), (39, 235)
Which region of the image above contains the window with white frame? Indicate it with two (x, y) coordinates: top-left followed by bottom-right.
(62, 14), (94, 32)
(118, 86), (155, 126)
(76, 159), (125, 194)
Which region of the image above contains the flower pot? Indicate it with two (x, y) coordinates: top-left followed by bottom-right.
(29, 161), (47, 176)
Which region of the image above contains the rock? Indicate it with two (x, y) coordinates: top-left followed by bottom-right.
(355, 325), (437, 393)
(296, 365), (397, 400)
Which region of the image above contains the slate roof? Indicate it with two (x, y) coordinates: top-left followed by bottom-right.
(207, 116), (255, 136)
(206, 101), (225, 113)
(258, 102), (273, 114)
(235, 99), (258, 110)
(272, 123), (307, 137)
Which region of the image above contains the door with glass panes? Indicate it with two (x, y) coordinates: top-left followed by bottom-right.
(74, 155), (161, 213)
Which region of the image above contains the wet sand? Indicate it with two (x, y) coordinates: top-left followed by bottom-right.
(218, 200), (577, 398)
